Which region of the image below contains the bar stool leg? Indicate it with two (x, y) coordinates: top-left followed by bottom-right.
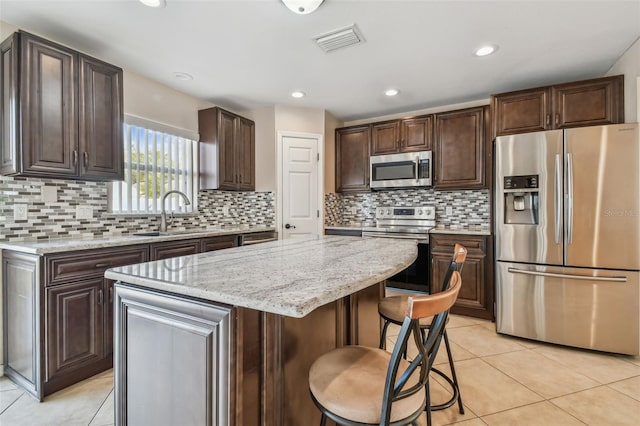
(443, 330), (464, 414)
(379, 319), (391, 350)
(320, 413), (327, 426)
(425, 380), (432, 426)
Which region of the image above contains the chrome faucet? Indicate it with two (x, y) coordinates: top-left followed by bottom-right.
(160, 190), (191, 232)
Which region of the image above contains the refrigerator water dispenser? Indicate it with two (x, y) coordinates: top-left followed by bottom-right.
(503, 175), (539, 225)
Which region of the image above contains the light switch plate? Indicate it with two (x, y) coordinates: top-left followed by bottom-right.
(14, 204), (28, 221)
(350, 206), (357, 215)
(76, 205), (93, 220)
(445, 206), (453, 216)
(222, 205), (230, 216)
(41, 186), (58, 203)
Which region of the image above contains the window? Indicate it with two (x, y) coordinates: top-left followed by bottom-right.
(111, 124), (198, 214)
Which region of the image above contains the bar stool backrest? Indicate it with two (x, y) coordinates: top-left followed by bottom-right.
(439, 243), (467, 293)
(379, 271), (462, 425)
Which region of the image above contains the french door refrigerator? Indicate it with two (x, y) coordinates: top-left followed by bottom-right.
(495, 123), (639, 355)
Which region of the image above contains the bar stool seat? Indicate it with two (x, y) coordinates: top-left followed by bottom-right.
(309, 346), (425, 424)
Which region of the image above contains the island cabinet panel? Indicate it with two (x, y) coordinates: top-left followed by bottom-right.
(430, 234), (494, 320)
(336, 125), (370, 192)
(114, 285), (232, 426)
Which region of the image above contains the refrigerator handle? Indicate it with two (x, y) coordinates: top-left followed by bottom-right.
(554, 154), (561, 244)
(566, 153), (574, 244)
(507, 267), (627, 282)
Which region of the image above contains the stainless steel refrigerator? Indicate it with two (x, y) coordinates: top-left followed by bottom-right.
(494, 123), (640, 355)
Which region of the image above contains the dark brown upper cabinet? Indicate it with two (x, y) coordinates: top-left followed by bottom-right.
(492, 75), (624, 137)
(0, 31), (123, 180)
(336, 125), (370, 192)
(370, 115), (432, 156)
(434, 106), (487, 190)
(199, 107), (255, 191)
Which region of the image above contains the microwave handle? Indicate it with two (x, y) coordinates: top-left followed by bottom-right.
(415, 155), (419, 182)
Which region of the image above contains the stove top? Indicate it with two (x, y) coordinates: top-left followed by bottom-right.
(362, 206), (436, 237)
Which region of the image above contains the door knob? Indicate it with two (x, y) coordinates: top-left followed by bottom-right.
(285, 224), (296, 229)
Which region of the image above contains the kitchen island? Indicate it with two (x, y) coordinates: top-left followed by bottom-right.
(105, 236), (418, 426)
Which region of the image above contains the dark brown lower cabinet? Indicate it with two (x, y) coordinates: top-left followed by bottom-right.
(45, 278), (108, 395)
(150, 240), (200, 260)
(430, 233), (494, 320)
(114, 281), (384, 425)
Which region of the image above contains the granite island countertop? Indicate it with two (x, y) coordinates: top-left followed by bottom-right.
(0, 226), (276, 255)
(105, 236), (418, 318)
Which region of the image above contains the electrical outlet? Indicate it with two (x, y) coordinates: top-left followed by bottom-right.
(350, 206), (357, 215)
(76, 205), (93, 220)
(222, 205), (230, 216)
(445, 206), (453, 216)
(14, 204), (28, 221)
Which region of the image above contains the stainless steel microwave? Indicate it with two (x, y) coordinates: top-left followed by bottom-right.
(370, 151), (432, 189)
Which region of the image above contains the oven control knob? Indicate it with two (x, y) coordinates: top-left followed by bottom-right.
(417, 209), (423, 215)
(386, 209), (392, 215)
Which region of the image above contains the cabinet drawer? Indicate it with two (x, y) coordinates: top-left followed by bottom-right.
(201, 235), (238, 252)
(240, 232), (277, 245)
(430, 234), (486, 255)
(150, 240), (200, 260)
(46, 246), (149, 286)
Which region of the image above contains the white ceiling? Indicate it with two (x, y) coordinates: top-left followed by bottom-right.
(1, 0), (638, 121)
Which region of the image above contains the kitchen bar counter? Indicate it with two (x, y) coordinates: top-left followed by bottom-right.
(107, 236), (417, 318)
(0, 225), (275, 254)
(109, 236), (417, 425)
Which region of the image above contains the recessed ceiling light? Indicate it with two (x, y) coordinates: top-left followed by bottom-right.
(173, 72), (193, 81)
(291, 91), (306, 98)
(140, 0), (166, 7)
(385, 89), (399, 97)
(475, 45), (498, 57)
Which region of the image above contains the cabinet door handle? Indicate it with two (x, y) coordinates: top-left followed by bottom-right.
(73, 150), (78, 166)
(555, 113), (560, 126)
(239, 173), (242, 183)
(545, 114), (550, 126)
(98, 289), (104, 305)
(95, 262), (112, 268)
(83, 152), (89, 167)
(109, 287), (113, 303)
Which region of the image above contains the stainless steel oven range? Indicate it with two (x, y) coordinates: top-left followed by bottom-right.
(362, 206), (435, 292)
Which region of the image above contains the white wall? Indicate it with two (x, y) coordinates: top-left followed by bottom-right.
(606, 37), (640, 123)
(242, 106), (276, 192)
(324, 111), (343, 194)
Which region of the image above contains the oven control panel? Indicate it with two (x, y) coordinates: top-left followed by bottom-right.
(376, 206), (435, 220)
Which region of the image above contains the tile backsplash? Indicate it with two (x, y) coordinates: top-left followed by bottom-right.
(0, 176), (275, 242)
(324, 188), (490, 227)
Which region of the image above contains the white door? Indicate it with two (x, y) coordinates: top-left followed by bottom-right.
(281, 135), (321, 239)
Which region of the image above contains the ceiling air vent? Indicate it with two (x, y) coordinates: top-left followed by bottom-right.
(313, 24), (365, 53)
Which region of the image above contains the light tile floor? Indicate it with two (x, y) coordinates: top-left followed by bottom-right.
(1, 314), (639, 425)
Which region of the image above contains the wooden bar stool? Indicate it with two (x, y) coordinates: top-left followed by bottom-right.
(378, 243), (467, 415)
(309, 271), (462, 426)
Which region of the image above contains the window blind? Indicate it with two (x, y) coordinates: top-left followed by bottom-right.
(111, 124), (198, 214)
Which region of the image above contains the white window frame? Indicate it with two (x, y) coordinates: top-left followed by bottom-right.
(111, 118), (199, 215)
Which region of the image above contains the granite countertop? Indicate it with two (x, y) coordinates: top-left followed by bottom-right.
(0, 226), (276, 255)
(105, 236), (417, 318)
